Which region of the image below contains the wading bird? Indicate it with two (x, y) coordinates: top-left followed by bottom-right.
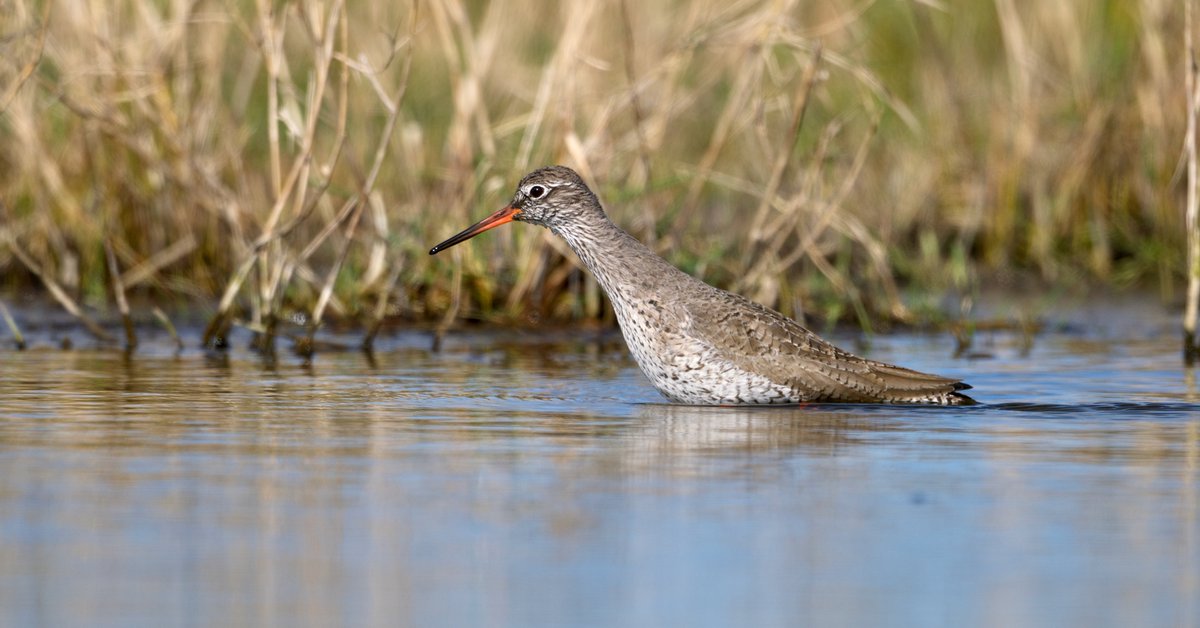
(430, 166), (974, 405)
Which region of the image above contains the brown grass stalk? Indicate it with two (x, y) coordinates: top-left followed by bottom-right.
(0, 0), (50, 116)
(673, 44), (764, 236)
(151, 306), (184, 353)
(205, 0), (348, 348)
(1185, 0), (1200, 365)
(363, 263), (405, 353)
(745, 44), (823, 248)
(104, 238), (137, 350)
(0, 299), (25, 350)
(306, 32), (410, 345)
(119, 235), (199, 290)
(5, 237), (114, 343)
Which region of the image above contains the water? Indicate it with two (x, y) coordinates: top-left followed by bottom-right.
(0, 315), (1197, 627)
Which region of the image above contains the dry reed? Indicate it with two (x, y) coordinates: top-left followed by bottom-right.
(0, 299), (24, 349)
(1186, 0), (1200, 364)
(0, 0), (1189, 348)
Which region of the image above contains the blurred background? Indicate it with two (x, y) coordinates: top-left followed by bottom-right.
(0, 0), (1185, 329)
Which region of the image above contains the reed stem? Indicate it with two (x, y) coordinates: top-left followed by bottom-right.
(0, 300), (25, 350)
(105, 238), (137, 351)
(1185, 0), (1200, 365)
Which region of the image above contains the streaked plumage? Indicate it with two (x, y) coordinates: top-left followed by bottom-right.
(431, 166), (975, 406)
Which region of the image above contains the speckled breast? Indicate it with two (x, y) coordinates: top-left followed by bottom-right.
(610, 295), (798, 405)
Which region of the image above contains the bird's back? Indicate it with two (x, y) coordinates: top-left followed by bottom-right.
(674, 280), (974, 405)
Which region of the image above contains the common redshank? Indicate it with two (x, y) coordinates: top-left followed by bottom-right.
(430, 166), (975, 405)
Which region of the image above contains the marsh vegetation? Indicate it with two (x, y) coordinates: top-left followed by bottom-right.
(0, 0), (1188, 346)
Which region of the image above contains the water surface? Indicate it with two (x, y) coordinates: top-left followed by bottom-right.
(0, 316), (1197, 627)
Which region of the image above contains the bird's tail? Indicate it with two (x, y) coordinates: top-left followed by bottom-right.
(865, 361), (977, 406)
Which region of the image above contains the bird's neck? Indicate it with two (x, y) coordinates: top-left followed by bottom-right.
(551, 211), (680, 304)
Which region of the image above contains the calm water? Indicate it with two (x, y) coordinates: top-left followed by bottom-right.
(0, 311), (1198, 627)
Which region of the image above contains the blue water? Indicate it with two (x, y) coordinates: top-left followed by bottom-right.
(0, 321), (1197, 627)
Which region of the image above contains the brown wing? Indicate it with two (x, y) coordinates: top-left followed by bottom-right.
(681, 284), (973, 405)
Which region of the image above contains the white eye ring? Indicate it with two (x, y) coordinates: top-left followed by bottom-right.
(528, 185), (545, 199)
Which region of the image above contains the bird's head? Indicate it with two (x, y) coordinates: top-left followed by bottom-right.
(429, 166), (600, 255)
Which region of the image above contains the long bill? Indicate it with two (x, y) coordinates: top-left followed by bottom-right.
(428, 206), (521, 255)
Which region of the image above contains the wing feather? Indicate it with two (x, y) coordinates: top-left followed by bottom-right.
(680, 284), (973, 405)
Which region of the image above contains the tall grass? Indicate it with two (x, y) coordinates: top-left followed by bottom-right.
(0, 0), (1188, 342)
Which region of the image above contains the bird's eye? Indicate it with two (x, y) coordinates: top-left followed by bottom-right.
(528, 185), (545, 199)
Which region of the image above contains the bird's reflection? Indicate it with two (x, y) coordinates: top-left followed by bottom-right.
(632, 403), (911, 455)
